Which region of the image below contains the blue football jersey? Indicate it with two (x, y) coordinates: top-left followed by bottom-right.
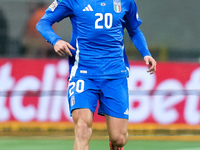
(37, 0), (146, 79)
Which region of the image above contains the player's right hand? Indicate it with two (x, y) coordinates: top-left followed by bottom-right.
(54, 40), (75, 57)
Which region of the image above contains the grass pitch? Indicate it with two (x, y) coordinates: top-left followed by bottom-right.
(1, 137), (200, 150)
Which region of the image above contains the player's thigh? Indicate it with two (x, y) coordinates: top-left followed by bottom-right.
(98, 77), (129, 119)
(105, 115), (128, 138)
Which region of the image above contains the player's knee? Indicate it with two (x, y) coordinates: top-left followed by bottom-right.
(75, 121), (92, 140)
(110, 132), (128, 147)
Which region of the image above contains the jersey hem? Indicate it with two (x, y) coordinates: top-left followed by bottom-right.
(69, 73), (129, 80)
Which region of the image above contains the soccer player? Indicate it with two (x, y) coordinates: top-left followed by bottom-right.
(36, 0), (156, 149)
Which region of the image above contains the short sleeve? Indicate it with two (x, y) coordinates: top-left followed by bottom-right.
(42, 0), (74, 23)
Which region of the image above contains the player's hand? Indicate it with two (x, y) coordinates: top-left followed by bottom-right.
(54, 40), (75, 57)
(144, 55), (156, 75)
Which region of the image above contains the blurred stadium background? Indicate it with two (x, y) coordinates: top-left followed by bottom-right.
(0, 0), (200, 149)
(0, 0), (200, 60)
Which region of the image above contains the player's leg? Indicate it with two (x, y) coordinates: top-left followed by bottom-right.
(72, 108), (93, 150)
(106, 115), (128, 149)
(68, 78), (100, 150)
(98, 77), (129, 149)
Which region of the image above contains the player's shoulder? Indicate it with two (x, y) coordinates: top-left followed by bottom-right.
(57, 0), (75, 6)
(125, 0), (136, 4)
(57, 0), (75, 9)
(122, 0), (137, 9)
(121, 0), (135, 5)
(122, 0), (136, 7)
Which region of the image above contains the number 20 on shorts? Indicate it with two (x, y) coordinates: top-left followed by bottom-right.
(69, 80), (85, 96)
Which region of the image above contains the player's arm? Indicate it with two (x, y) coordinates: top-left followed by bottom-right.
(124, 0), (156, 74)
(36, 0), (75, 56)
(129, 27), (156, 74)
(128, 28), (156, 74)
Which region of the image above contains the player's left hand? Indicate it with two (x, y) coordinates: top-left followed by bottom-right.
(144, 55), (157, 74)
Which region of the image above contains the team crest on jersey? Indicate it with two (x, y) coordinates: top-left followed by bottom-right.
(113, 0), (121, 13)
(71, 96), (75, 106)
(49, 0), (58, 12)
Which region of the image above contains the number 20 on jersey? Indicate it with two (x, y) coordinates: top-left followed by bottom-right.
(95, 13), (113, 29)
